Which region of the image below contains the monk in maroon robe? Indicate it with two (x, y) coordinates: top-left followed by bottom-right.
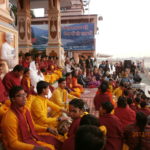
(94, 81), (115, 111)
(124, 112), (150, 150)
(61, 99), (85, 150)
(138, 101), (150, 116)
(67, 99), (85, 137)
(99, 101), (123, 150)
(3, 65), (24, 93)
(114, 96), (136, 130)
(22, 53), (32, 68)
(62, 114), (101, 150)
(40, 55), (48, 71)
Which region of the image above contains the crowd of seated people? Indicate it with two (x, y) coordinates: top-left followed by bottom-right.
(0, 53), (149, 150)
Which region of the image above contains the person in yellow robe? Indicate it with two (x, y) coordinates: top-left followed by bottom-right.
(113, 83), (124, 99)
(50, 78), (76, 108)
(1, 86), (63, 150)
(31, 81), (68, 128)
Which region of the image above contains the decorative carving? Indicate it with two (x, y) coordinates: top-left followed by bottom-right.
(27, 19), (31, 40)
(18, 0), (24, 9)
(49, 0), (56, 9)
(49, 50), (57, 57)
(0, 0), (5, 4)
(26, 0), (30, 10)
(50, 16), (57, 39)
(19, 18), (25, 40)
(60, 48), (65, 67)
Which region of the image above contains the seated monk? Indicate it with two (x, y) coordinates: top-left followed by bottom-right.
(50, 78), (76, 108)
(61, 113), (106, 150)
(52, 59), (63, 79)
(22, 52), (32, 68)
(41, 68), (56, 85)
(113, 82), (124, 99)
(65, 73), (81, 97)
(21, 68), (34, 96)
(67, 99), (85, 138)
(47, 57), (62, 81)
(21, 68), (36, 110)
(99, 102), (123, 150)
(40, 55), (48, 71)
(48, 65), (59, 84)
(1, 86), (63, 150)
(138, 101), (150, 116)
(94, 81), (116, 111)
(114, 96), (136, 130)
(3, 65), (24, 93)
(72, 71), (84, 93)
(31, 81), (68, 129)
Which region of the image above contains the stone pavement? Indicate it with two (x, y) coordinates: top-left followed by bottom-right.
(81, 88), (99, 117)
(140, 73), (150, 85)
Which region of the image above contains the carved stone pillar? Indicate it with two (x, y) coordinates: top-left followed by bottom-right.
(0, 0), (14, 23)
(0, 0), (18, 70)
(17, 0), (32, 53)
(47, 0), (63, 67)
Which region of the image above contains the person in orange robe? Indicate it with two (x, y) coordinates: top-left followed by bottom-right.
(3, 65), (24, 93)
(1, 86), (63, 150)
(47, 57), (55, 73)
(21, 68), (33, 95)
(21, 68), (36, 110)
(114, 96), (136, 130)
(99, 101), (123, 150)
(94, 81), (115, 111)
(72, 71), (84, 93)
(22, 53), (32, 68)
(65, 73), (81, 97)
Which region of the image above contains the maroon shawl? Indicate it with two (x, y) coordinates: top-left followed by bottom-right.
(11, 105), (62, 150)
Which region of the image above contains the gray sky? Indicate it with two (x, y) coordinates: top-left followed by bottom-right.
(89, 0), (150, 58)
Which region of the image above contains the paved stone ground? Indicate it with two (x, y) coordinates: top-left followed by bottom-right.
(81, 88), (99, 117)
(140, 73), (150, 85)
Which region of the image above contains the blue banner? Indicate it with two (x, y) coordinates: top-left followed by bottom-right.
(31, 24), (48, 50)
(31, 23), (95, 51)
(61, 23), (95, 51)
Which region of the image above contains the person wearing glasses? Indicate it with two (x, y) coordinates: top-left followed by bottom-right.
(1, 86), (63, 150)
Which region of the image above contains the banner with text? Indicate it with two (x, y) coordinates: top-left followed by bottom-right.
(61, 23), (95, 51)
(31, 23), (95, 51)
